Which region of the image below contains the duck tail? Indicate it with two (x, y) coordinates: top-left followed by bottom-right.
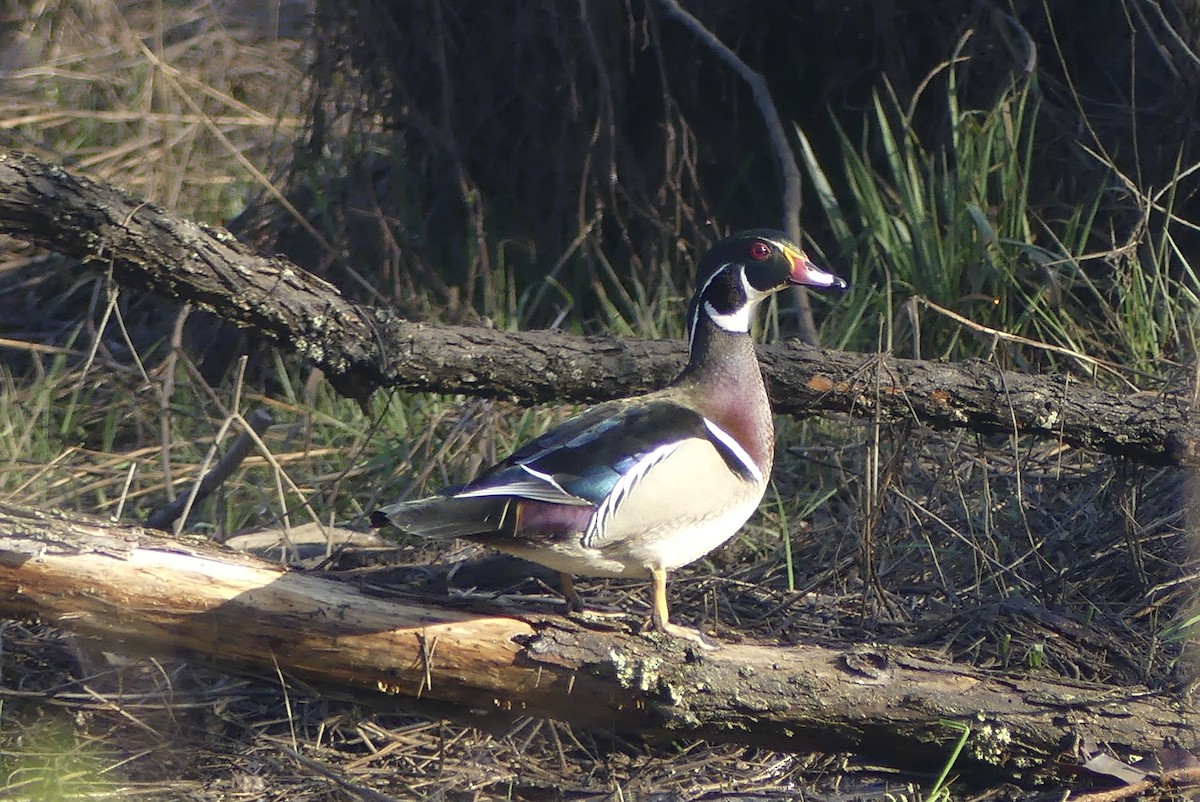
(371, 495), (511, 540)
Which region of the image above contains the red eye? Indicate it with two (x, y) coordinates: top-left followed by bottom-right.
(749, 241), (771, 261)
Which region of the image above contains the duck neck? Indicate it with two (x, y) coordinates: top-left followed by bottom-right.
(674, 316), (774, 472)
(678, 317), (765, 393)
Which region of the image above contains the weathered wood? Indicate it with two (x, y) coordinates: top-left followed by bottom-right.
(0, 501), (1194, 781)
(0, 146), (1197, 465)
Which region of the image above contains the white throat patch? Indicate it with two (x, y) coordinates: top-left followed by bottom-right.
(694, 266), (773, 339)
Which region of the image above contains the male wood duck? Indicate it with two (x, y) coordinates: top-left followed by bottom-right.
(373, 230), (846, 641)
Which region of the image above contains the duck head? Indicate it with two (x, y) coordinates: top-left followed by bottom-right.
(688, 229), (846, 346)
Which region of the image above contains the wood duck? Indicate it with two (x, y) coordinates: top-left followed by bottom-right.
(373, 230), (847, 641)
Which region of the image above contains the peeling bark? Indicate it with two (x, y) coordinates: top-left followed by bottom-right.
(0, 502), (1194, 782)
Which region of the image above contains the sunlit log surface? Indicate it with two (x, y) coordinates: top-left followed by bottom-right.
(0, 502), (1194, 782)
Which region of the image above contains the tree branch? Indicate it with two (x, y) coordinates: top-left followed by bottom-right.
(0, 147), (1197, 465)
(0, 501), (1193, 783)
(655, 0), (819, 345)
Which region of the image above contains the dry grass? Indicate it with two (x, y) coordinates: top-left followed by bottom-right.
(0, 2), (1197, 801)
(0, 0), (304, 216)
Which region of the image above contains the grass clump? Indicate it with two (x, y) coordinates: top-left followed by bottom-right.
(0, 711), (113, 801)
(800, 61), (1200, 381)
(1, 0), (305, 222)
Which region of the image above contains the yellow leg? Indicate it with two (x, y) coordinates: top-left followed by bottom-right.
(649, 567), (716, 647)
(650, 567), (673, 632)
(560, 572), (584, 614)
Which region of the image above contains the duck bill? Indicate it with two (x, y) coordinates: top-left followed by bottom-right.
(784, 244), (847, 290)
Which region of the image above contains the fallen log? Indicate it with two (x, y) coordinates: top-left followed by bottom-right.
(0, 501), (1193, 782)
(0, 148), (1197, 465)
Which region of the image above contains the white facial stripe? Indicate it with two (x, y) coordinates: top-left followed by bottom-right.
(691, 266), (724, 348)
(703, 300), (753, 333)
(703, 418), (763, 484)
(739, 264), (775, 303)
(701, 266), (774, 334)
(689, 265), (727, 350)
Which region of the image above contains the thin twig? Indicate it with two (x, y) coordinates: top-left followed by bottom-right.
(270, 740), (402, 802)
(1070, 766), (1200, 802)
(0, 338), (82, 356)
(159, 305), (191, 504)
(112, 461), (138, 522)
(146, 406), (273, 531)
(913, 295), (1152, 385)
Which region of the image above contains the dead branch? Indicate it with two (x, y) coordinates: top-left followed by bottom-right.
(655, 0), (818, 345)
(0, 500), (1193, 782)
(0, 147), (1197, 465)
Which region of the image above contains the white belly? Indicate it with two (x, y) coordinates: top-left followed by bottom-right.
(496, 436), (768, 579)
(616, 490), (764, 572)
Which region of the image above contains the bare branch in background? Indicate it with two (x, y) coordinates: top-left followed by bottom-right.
(655, 0), (819, 345)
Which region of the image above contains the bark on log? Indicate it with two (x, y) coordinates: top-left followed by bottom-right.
(0, 147), (1197, 465)
(0, 501), (1194, 782)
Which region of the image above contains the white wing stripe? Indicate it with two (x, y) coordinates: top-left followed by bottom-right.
(583, 441), (681, 547)
(453, 463), (587, 504)
(703, 418), (763, 484)
(517, 463), (571, 494)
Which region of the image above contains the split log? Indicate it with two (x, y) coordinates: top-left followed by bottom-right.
(0, 147), (1197, 465)
(0, 501), (1194, 782)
